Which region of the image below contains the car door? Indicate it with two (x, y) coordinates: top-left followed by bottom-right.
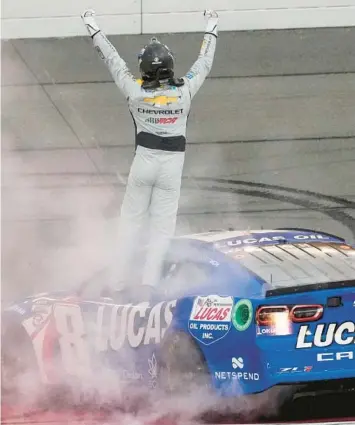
(48, 296), (177, 383)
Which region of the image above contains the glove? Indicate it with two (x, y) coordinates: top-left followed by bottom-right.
(81, 9), (100, 38)
(204, 9), (218, 37)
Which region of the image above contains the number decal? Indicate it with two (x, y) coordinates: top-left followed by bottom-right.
(53, 304), (91, 377)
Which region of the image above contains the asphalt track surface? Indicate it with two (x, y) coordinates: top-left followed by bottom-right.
(1, 27), (355, 424)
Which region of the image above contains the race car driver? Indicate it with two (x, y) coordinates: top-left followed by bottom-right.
(81, 9), (219, 290)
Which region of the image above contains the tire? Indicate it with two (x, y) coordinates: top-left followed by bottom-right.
(1, 314), (41, 405)
(158, 331), (211, 395)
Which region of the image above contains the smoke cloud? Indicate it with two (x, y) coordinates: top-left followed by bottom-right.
(2, 49), (279, 425)
(1, 140), (283, 424)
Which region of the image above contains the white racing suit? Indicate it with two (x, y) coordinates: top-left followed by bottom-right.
(91, 24), (217, 288)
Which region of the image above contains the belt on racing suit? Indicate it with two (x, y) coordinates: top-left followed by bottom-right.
(136, 132), (186, 152)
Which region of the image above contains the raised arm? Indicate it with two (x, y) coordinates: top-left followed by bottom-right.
(81, 10), (140, 99)
(183, 10), (219, 99)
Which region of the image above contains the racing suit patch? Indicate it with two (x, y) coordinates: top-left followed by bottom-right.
(143, 95), (179, 106)
(145, 117), (178, 124)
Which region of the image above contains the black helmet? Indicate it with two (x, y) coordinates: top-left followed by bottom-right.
(139, 37), (175, 81)
(138, 38), (184, 89)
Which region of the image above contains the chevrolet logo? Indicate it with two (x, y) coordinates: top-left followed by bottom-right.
(143, 96), (179, 106)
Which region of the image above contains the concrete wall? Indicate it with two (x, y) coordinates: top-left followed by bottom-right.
(2, 0), (355, 39)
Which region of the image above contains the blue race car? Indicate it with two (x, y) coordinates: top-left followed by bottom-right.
(2, 227), (355, 415)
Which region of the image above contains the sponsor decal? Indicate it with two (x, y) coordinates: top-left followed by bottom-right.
(215, 371), (260, 381)
(145, 117), (178, 125)
(278, 366), (313, 374)
(96, 300), (177, 351)
(256, 326), (277, 336)
(201, 36), (213, 55)
(27, 303), (53, 329)
(188, 295), (233, 345)
(232, 357), (244, 369)
(138, 108), (183, 115)
(148, 353), (158, 389)
(186, 71), (197, 80)
(317, 351), (354, 362)
(51, 300), (176, 377)
(217, 233), (331, 248)
(296, 321), (355, 349)
(119, 369), (143, 381)
(215, 357), (260, 382)
(143, 96), (179, 106)
(232, 299), (253, 331)
(94, 46), (105, 60)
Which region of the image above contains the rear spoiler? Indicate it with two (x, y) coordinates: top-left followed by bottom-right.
(266, 279), (355, 297)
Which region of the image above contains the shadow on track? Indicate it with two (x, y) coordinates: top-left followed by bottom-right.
(202, 392), (355, 423)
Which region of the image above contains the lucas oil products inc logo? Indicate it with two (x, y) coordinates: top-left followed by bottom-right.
(189, 295), (234, 345)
